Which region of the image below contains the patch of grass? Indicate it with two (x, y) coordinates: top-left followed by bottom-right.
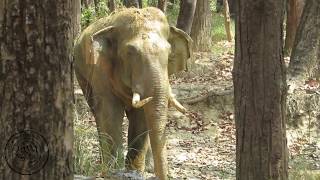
(211, 12), (235, 42)
(73, 97), (126, 177)
(290, 169), (320, 180)
(289, 151), (320, 180)
(73, 105), (104, 176)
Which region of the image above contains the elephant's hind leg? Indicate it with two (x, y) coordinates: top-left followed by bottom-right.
(125, 108), (149, 172)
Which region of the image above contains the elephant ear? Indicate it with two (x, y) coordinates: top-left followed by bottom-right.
(85, 26), (116, 65)
(168, 26), (193, 75)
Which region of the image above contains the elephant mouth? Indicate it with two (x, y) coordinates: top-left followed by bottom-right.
(131, 91), (187, 114)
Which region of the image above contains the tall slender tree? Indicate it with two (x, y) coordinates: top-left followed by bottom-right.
(108, 0), (117, 11)
(223, 0), (232, 41)
(0, 0), (76, 179)
(176, 0), (197, 35)
(190, 0), (212, 51)
(123, 0), (141, 8)
(233, 0), (288, 179)
(284, 0), (305, 54)
(288, 0), (320, 81)
(158, 0), (167, 12)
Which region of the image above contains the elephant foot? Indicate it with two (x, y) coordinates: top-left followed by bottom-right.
(145, 148), (154, 173)
(125, 152), (146, 172)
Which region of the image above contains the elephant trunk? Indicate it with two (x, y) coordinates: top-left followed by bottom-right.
(143, 63), (169, 180)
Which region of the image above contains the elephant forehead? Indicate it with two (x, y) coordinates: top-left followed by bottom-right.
(142, 32), (170, 50)
(122, 20), (169, 38)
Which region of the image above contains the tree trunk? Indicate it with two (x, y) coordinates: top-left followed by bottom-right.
(190, 0), (213, 52)
(223, 0), (232, 41)
(228, 0), (236, 18)
(284, 0), (305, 54)
(0, 0), (76, 179)
(74, 0), (82, 37)
(82, 0), (94, 8)
(217, 0), (235, 17)
(108, 0), (117, 12)
(176, 0), (197, 35)
(233, 0), (288, 179)
(93, 0), (99, 13)
(158, 0), (167, 12)
(287, 0), (320, 81)
(139, 0), (143, 8)
(123, 0), (141, 8)
(216, 0), (223, 12)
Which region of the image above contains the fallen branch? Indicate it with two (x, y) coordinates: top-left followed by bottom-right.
(179, 88), (233, 104)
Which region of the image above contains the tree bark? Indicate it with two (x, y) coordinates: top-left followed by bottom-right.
(223, 0), (232, 41)
(287, 0), (320, 81)
(284, 0), (305, 54)
(74, 0), (82, 37)
(158, 0), (167, 12)
(123, 0), (141, 8)
(190, 0), (213, 52)
(108, 0), (117, 12)
(176, 0), (197, 35)
(93, 0), (99, 13)
(217, 0), (235, 17)
(82, 0), (94, 8)
(228, 0), (236, 17)
(233, 0), (288, 179)
(0, 0), (76, 179)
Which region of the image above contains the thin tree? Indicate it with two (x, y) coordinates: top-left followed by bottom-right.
(176, 0), (197, 35)
(228, 0), (236, 18)
(190, 0), (213, 51)
(288, 0), (320, 81)
(108, 0), (117, 12)
(158, 0), (167, 12)
(223, 0), (232, 41)
(284, 0), (305, 54)
(233, 0), (288, 179)
(0, 0), (76, 179)
(82, 0), (94, 8)
(123, 0), (141, 8)
(217, 0), (235, 17)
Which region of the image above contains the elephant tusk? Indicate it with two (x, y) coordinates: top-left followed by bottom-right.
(169, 94), (187, 114)
(132, 93), (153, 108)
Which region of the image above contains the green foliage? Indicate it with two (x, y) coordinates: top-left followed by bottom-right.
(81, 1), (110, 29)
(211, 12), (235, 42)
(166, 0), (180, 26)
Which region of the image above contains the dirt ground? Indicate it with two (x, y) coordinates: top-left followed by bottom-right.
(74, 42), (320, 179)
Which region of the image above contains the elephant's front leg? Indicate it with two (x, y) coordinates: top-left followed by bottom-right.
(94, 93), (125, 169)
(125, 108), (149, 172)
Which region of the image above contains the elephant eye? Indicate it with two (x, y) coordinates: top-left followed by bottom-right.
(106, 39), (113, 48)
(126, 44), (139, 55)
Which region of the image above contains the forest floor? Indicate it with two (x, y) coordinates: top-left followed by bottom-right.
(74, 41), (320, 180)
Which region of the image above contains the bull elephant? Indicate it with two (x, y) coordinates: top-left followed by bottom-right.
(74, 7), (192, 180)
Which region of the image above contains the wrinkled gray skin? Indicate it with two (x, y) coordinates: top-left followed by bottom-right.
(74, 7), (192, 180)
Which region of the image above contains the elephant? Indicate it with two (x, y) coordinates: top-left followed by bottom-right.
(74, 7), (192, 180)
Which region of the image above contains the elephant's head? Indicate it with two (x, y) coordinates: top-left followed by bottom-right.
(87, 7), (191, 112)
(85, 7), (192, 179)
